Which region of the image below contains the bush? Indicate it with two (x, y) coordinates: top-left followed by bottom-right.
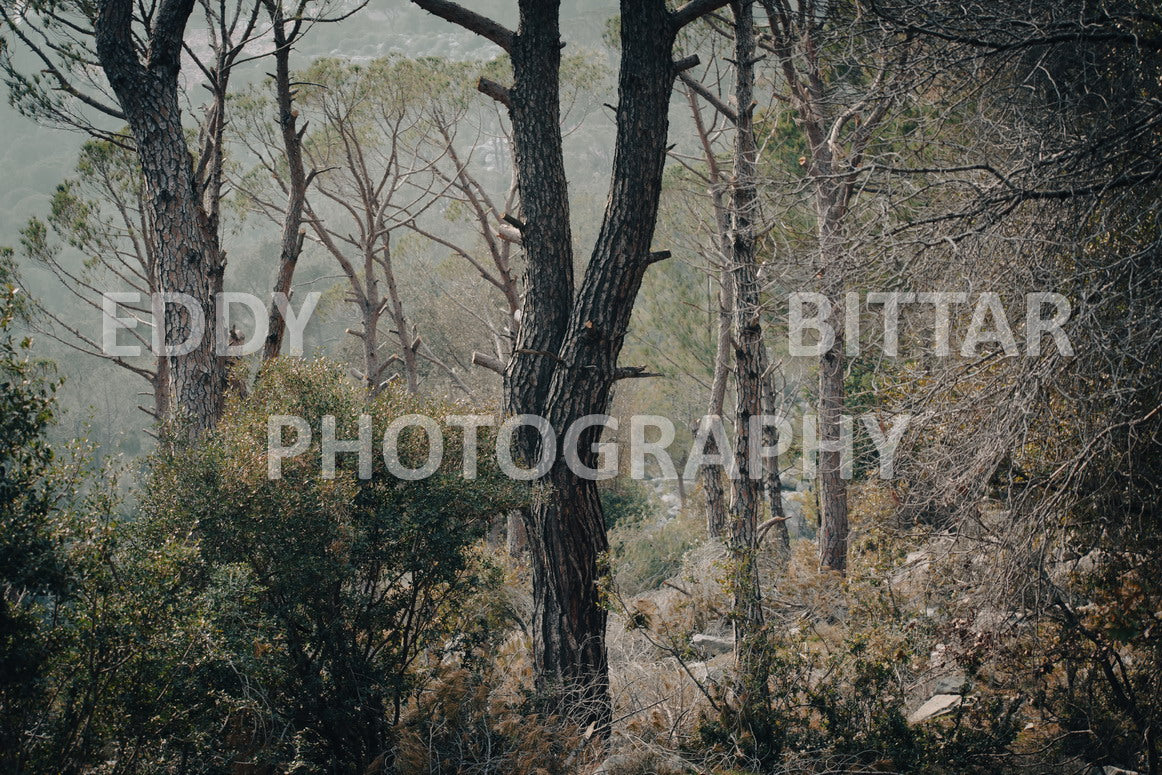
(137, 358), (527, 773)
(394, 663), (583, 775)
(0, 278), (66, 773)
(692, 537), (1022, 774)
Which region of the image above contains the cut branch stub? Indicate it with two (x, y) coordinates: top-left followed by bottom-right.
(471, 351), (506, 375)
(477, 76), (512, 108)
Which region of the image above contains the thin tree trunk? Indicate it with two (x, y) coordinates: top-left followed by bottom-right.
(725, 0), (768, 703)
(686, 78), (732, 540)
(379, 233), (419, 394)
(262, 1), (309, 361)
(701, 199), (733, 539)
(762, 363), (790, 553)
(817, 205), (849, 574)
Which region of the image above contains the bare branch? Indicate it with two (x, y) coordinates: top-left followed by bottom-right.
(678, 71), (737, 124)
(671, 0), (733, 31)
(409, 0), (514, 52)
(477, 76), (511, 108)
(613, 365), (663, 380)
(471, 351), (506, 375)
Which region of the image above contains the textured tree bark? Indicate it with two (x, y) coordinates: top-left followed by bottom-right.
(95, 0), (226, 433)
(816, 208), (849, 574)
(521, 0), (678, 730)
(520, 0), (694, 732)
(761, 368), (790, 553)
(725, 1), (769, 697)
(817, 318), (848, 573)
(503, 0), (574, 431)
(153, 353), (172, 423)
(496, 0), (575, 569)
(412, 0), (731, 732)
(701, 433), (729, 538)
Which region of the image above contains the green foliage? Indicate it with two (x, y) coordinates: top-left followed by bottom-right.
(600, 476), (657, 531)
(0, 354), (527, 774)
(20, 139), (146, 272)
(141, 357), (527, 772)
(0, 277), (63, 771)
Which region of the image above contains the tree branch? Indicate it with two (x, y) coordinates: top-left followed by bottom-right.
(409, 0), (514, 52)
(472, 351), (506, 375)
(678, 71), (737, 124)
(149, 0), (197, 73)
(477, 76), (511, 108)
(671, 0), (733, 31)
(94, 0), (146, 92)
(614, 365), (663, 380)
(0, 6), (126, 120)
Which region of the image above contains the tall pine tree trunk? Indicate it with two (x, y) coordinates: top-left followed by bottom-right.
(96, 0), (226, 433)
(725, 0), (769, 703)
(816, 201), (849, 573)
(526, 0), (682, 730)
(412, 0), (732, 733)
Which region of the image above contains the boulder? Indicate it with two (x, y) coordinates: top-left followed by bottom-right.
(690, 633), (734, 657)
(907, 694), (962, 725)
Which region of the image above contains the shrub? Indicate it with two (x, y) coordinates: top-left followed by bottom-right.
(142, 358), (527, 773)
(0, 279), (65, 772)
(394, 663), (583, 775)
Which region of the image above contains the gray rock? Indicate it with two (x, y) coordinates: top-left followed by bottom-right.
(932, 673), (968, 694)
(691, 633), (734, 657)
(907, 694), (961, 725)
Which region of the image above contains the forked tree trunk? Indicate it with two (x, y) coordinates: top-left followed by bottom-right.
(413, 0), (731, 733)
(528, 0), (681, 729)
